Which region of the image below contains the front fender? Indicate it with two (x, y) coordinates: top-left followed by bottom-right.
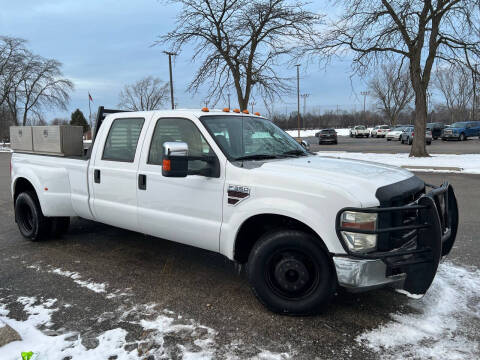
(219, 196), (348, 260)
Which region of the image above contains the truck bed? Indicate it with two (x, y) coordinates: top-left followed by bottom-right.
(11, 152), (93, 220)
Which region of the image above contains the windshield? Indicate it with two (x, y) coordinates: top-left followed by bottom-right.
(392, 127), (405, 131)
(380, 125), (389, 129)
(201, 115), (307, 160)
(451, 122), (468, 128)
(355, 126), (366, 130)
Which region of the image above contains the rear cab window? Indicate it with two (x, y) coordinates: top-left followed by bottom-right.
(102, 118), (145, 162)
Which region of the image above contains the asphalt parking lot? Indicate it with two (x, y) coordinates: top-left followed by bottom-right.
(309, 134), (480, 154)
(1, 152), (479, 359)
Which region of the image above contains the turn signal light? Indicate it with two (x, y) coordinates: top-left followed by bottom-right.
(223, 108), (230, 112)
(233, 108), (240, 113)
(242, 109), (249, 114)
(162, 159), (171, 171)
(201, 107), (209, 112)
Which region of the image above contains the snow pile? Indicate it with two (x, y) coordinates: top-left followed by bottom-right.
(317, 152), (480, 174)
(357, 262), (480, 359)
(286, 128), (353, 137)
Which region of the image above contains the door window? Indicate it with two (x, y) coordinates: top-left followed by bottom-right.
(102, 118), (145, 162)
(148, 118), (214, 171)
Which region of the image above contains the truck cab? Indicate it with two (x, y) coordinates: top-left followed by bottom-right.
(10, 108), (459, 314)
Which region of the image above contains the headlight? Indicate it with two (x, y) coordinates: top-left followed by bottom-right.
(340, 211), (377, 253)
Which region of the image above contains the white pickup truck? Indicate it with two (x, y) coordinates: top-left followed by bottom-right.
(10, 107), (459, 314)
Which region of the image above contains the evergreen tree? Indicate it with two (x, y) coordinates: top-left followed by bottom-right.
(70, 109), (90, 133)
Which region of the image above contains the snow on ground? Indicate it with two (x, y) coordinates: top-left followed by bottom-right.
(357, 261), (480, 359)
(0, 143), (11, 153)
(286, 128), (353, 137)
(0, 297), (294, 360)
(317, 152), (480, 174)
(27, 265), (108, 294)
(0, 263), (294, 359)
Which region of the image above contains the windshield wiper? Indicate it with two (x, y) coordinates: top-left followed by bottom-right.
(234, 154), (281, 161)
(282, 149), (308, 157)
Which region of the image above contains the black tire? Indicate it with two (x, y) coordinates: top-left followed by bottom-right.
(460, 133), (466, 141)
(247, 230), (335, 315)
(408, 137), (412, 145)
(401, 138), (404, 144)
(334, 140), (338, 145)
(15, 191), (51, 241)
(427, 140), (432, 145)
(387, 138), (391, 141)
(51, 217), (70, 237)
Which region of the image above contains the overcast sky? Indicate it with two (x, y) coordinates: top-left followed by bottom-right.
(0, 0), (369, 121)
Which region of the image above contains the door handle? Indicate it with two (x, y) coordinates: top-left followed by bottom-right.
(138, 174), (147, 190)
(94, 169), (101, 183)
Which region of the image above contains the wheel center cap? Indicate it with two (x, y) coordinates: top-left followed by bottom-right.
(274, 258), (310, 292)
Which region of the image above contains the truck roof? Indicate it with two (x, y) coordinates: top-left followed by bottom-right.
(105, 108), (265, 120)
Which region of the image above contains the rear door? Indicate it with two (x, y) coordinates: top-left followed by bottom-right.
(91, 116), (148, 231)
(136, 116), (225, 252)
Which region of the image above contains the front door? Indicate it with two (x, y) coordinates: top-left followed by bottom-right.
(91, 116), (147, 231)
(137, 117), (225, 252)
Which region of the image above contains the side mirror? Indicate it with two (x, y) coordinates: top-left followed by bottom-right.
(162, 142), (189, 177)
(301, 139), (310, 150)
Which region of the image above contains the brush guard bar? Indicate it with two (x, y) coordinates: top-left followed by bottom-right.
(335, 182), (458, 295)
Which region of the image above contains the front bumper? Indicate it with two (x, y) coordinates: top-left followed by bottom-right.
(333, 182), (459, 295)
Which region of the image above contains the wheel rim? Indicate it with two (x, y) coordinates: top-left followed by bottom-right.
(264, 248), (320, 300)
(18, 202), (34, 233)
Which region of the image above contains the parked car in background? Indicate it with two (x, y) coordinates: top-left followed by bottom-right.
(386, 126), (412, 141)
(401, 127), (432, 145)
(318, 129), (338, 144)
(442, 121), (480, 141)
(370, 125), (390, 138)
(426, 122), (445, 140)
(349, 125), (370, 138)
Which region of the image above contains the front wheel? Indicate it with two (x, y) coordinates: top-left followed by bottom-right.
(15, 191), (51, 241)
(247, 230), (335, 315)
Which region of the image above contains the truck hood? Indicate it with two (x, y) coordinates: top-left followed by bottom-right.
(255, 155), (416, 206)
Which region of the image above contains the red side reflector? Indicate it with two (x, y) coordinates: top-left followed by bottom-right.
(163, 159), (171, 171)
(44, 187), (48, 191)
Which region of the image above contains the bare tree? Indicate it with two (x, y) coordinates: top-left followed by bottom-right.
(1, 36), (73, 126)
(434, 64), (473, 123)
(369, 62), (414, 126)
(159, 0), (320, 110)
(307, 0), (480, 157)
(51, 118), (69, 125)
(118, 76), (169, 111)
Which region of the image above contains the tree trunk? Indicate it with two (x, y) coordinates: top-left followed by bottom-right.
(410, 86), (429, 157)
(409, 61), (429, 157)
(238, 97), (248, 111)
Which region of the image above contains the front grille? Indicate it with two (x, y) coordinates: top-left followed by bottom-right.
(377, 189), (425, 251)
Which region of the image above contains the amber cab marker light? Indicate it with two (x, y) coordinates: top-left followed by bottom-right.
(254, 112), (261, 116)
(162, 159), (171, 172)
(242, 109), (249, 114)
(233, 108), (240, 113)
(201, 107), (209, 112)
(223, 108), (230, 112)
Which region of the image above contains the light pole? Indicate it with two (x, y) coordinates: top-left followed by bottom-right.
(227, 93), (231, 109)
(295, 64), (301, 138)
(473, 64), (478, 121)
(249, 101), (256, 113)
(163, 51), (177, 110)
(301, 93), (310, 130)
(360, 91), (369, 123)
